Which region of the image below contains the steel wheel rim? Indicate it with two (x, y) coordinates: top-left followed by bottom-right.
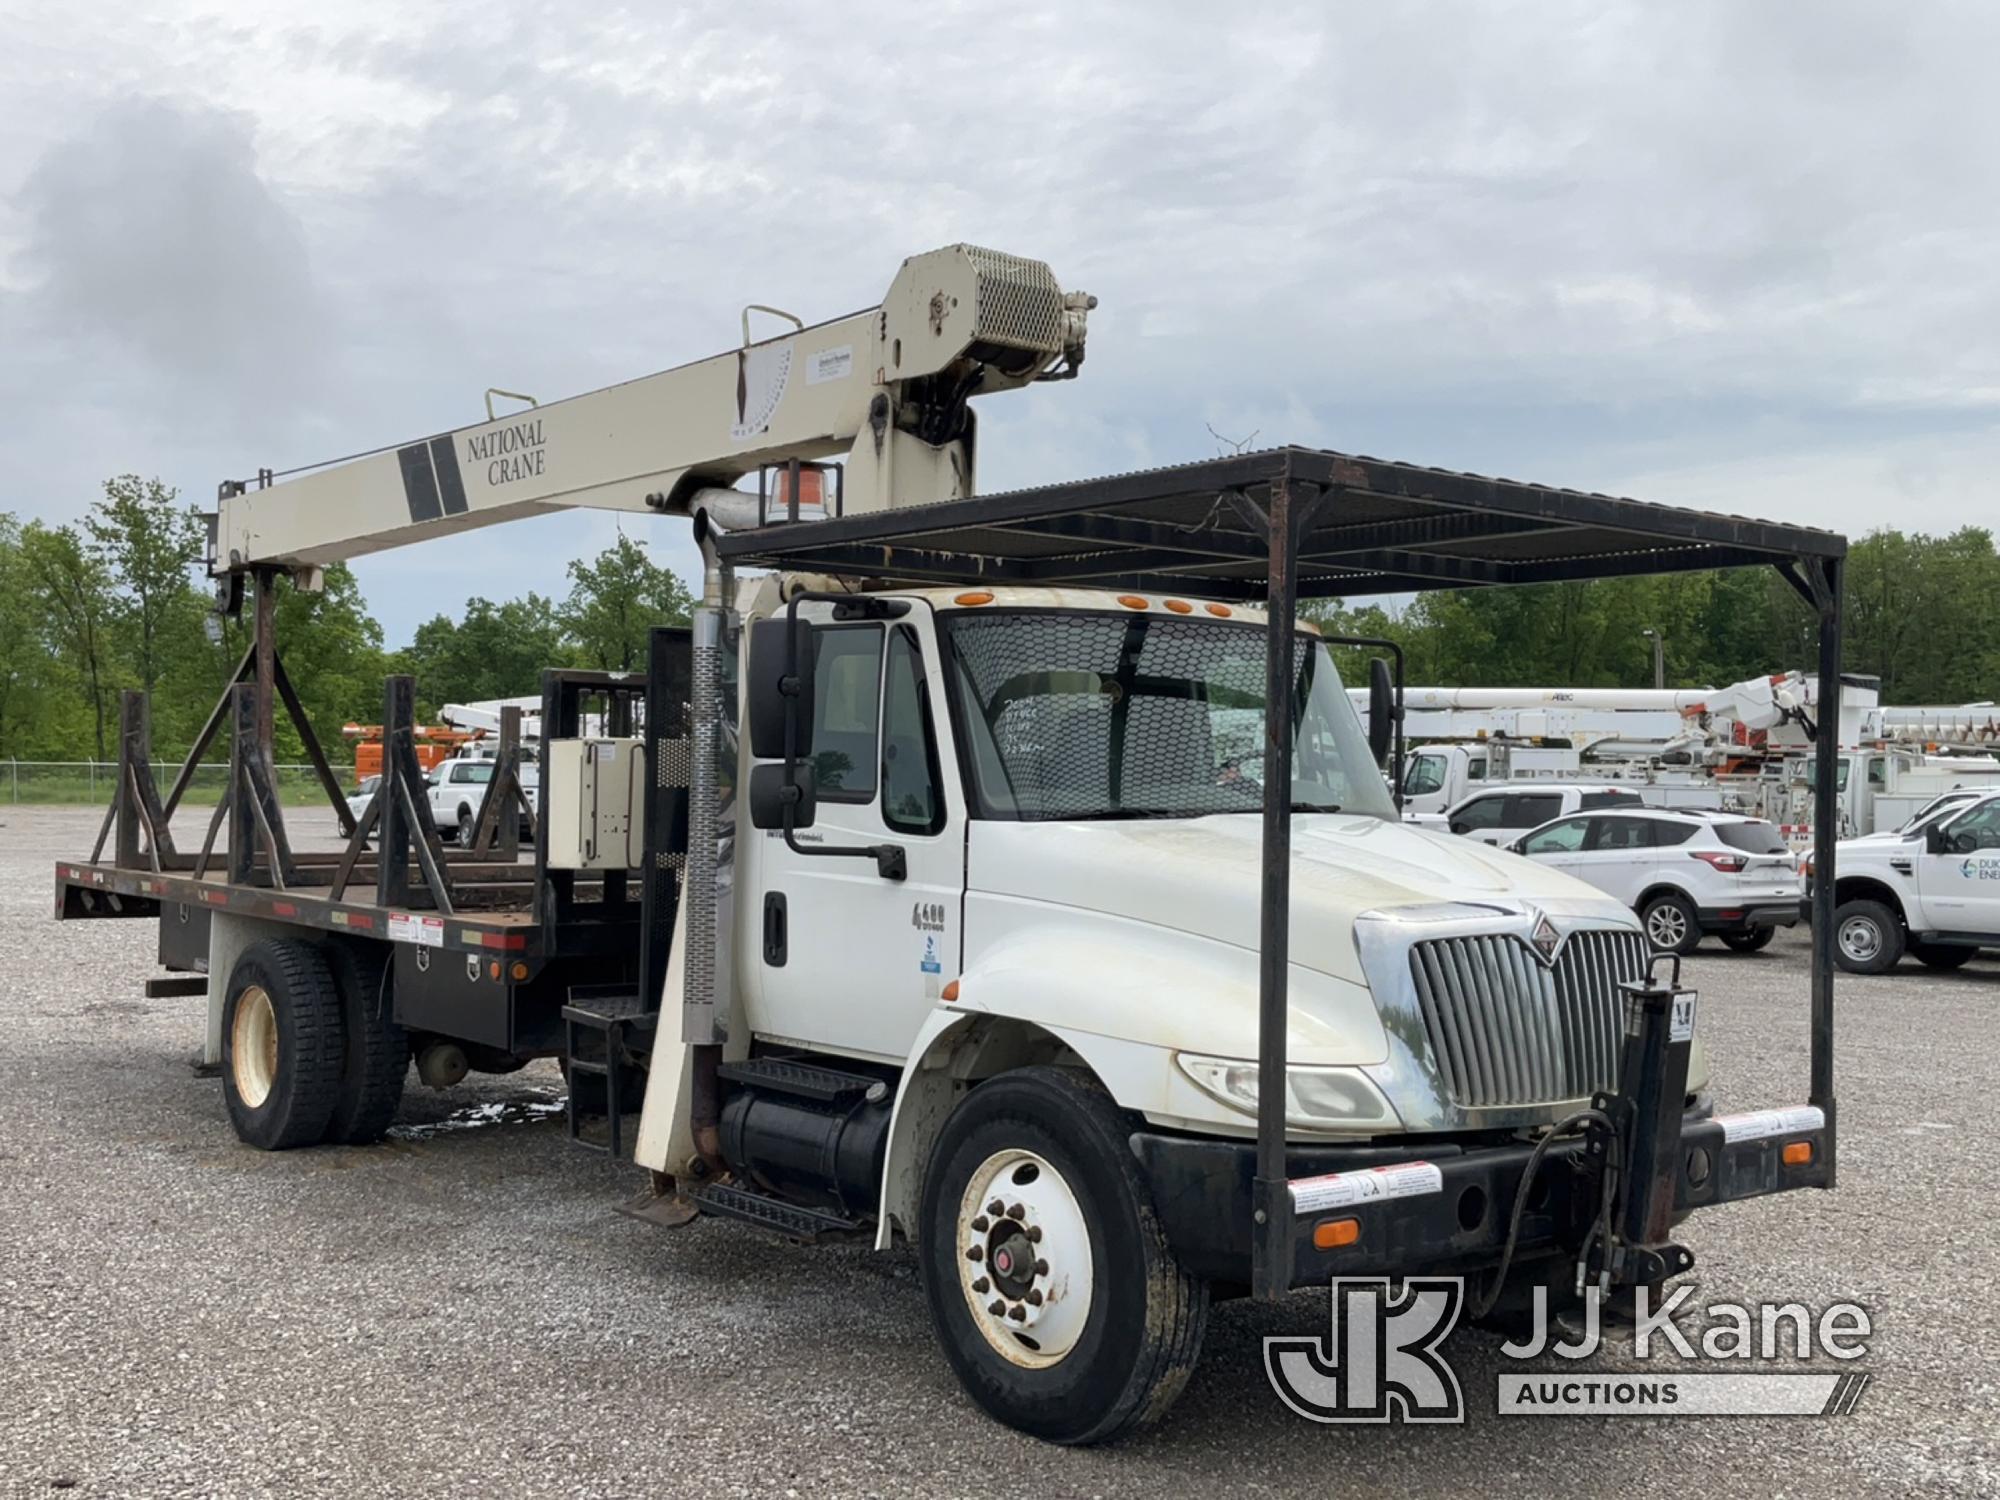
(231, 984), (279, 1108)
(1839, 916), (1881, 963)
(1647, 904), (1688, 948)
(957, 1148), (1093, 1369)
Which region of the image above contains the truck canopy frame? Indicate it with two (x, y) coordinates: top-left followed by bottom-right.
(714, 443), (1850, 1300)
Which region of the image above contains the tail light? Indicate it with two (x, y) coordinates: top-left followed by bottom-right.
(1690, 850), (1747, 873)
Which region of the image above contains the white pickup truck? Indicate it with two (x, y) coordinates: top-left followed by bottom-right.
(1823, 788), (2000, 971)
(423, 752), (540, 847)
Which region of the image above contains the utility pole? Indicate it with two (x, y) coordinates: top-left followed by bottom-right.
(1641, 627), (1665, 690)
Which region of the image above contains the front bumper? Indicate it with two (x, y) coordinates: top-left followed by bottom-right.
(1131, 1108), (1829, 1289)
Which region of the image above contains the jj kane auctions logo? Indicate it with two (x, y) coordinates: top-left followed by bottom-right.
(1266, 1279), (1873, 1422)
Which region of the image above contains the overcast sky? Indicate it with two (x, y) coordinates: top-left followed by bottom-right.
(4, 2), (1997, 644)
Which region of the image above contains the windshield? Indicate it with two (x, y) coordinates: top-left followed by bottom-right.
(941, 609), (1395, 821)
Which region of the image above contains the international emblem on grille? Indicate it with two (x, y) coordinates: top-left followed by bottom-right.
(1530, 913), (1561, 965)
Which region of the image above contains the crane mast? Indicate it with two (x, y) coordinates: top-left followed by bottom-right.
(206, 244), (1093, 590)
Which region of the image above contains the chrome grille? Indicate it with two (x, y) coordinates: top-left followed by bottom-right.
(1409, 928), (1648, 1108)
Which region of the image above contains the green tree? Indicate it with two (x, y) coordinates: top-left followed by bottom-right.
(84, 475), (208, 698)
(560, 534), (693, 672)
(404, 593), (571, 711)
(0, 515), (55, 758)
(21, 521), (119, 759)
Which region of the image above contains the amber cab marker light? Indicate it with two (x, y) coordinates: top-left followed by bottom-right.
(1164, 598), (1193, 614)
(510, 961), (529, 981)
(1782, 1141), (1813, 1166)
(1204, 602), (1232, 618)
(954, 591), (994, 607)
(1313, 1218), (1360, 1250)
(1116, 594), (1149, 610)
(941, 979), (961, 1002)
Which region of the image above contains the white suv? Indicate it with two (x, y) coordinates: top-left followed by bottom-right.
(1426, 783), (1647, 846)
(1511, 807), (1803, 954)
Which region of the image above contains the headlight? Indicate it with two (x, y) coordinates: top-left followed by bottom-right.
(1174, 1054), (1401, 1131)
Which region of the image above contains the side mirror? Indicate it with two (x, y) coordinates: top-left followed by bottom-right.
(747, 616), (817, 760)
(1450, 821), (1469, 836)
(749, 761), (817, 831)
(1367, 657), (1395, 768)
(1926, 822), (1948, 855)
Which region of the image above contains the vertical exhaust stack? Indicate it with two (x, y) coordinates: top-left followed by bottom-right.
(682, 508), (736, 1169)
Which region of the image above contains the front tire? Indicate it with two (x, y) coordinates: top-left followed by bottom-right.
(457, 807), (476, 848)
(1833, 898), (1904, 974)
(221, 941), (344, 1150)
(1720, 927), (1776, 954)
(1910, 940), (1976, 972)
(1640, 891), (1702, 955)
(919, 1067), (1208, 1445)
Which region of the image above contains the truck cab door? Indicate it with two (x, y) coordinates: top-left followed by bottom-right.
(745, 606), (965, 1062)
(1916, 800), (2000, 934)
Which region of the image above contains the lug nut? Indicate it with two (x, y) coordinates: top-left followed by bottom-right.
(1007, 1305), (1027, 1322)
(971, 1276), (989, 1294)
(987, 1199), (1005, 1217)
(1033, 1259), (1048, 1277)
(970, 1216), (990, 1233)
(1026, 1225), (1043, 1243)
(1025, 1289), (1043, 1306)
(965, 1245), (983, 1262)
(987, 1300), (1005, 1316)
(1007, 1202), (1025, 1220)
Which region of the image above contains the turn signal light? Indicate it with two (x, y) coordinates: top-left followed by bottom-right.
(1312, 1218), (1360, 1250)
(941, 979), (960, 1002)
(1782, 1141), (1813, 1166)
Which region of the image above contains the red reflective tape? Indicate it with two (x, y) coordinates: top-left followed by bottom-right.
(471, 930), (528, 950)
(345, 912), (375, 930)
(272, 901), (299, 917)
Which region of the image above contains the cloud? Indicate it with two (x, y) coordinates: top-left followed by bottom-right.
(11, 99), (326, 435)
(1, 1), (1997, 643)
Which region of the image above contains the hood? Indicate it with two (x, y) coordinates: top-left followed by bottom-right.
(967, 813), (1623, 984)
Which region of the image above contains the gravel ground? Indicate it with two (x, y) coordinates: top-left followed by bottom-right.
(2, 804), (1996, 1498)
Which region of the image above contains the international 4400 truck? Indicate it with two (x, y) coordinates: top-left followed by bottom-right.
(57, 243), (1847, 1442)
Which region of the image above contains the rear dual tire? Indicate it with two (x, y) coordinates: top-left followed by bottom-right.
(221, 939), (407, 1149)
(919, 1066), (1208, 1445)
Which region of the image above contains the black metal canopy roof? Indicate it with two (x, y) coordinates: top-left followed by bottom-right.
(710, 445), (1847, 600)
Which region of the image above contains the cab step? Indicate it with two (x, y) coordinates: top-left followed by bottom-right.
(718, 1057), (889, 1105)
(561, 987), (658, 1158)
(685, 1182), (864, 1243)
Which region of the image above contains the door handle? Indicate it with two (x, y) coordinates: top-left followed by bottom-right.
(763, 892), (787, 967)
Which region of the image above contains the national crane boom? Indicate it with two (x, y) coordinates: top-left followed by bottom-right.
(205, 245), (1094, 584)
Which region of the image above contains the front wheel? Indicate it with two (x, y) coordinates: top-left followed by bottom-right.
(457, 808), (477, 848)
(1640, 892), (1702, 954)
(1833, 898), (1904, 974)
(1720, 927), (1776, 954)
(919, 1066), (1208, 1445)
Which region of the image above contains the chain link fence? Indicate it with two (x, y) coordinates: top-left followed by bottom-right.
(4, 761), (338, 805)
